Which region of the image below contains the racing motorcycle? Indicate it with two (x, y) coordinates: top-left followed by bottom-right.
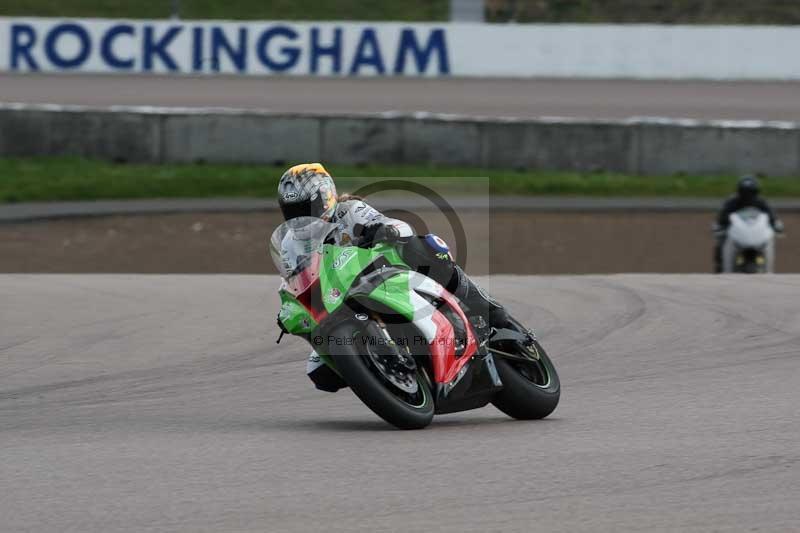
(718, 208), (776, 273)
(271, 216), (560, 429)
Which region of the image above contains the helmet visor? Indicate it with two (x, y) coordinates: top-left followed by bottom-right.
(280, 193), (331, 221)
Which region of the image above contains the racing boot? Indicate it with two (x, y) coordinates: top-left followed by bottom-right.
(451, 265), (510, 331)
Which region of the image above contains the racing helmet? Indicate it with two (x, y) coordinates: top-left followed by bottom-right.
(737, 175), (760, 200)
(277, 163), (337, 221)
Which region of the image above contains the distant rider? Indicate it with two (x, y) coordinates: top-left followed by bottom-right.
(275, 163), (509, 391)
(713, 175), (783, 273)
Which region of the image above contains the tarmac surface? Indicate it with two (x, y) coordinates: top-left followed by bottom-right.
(3, 74), (800, 120)
(1, 274), (799, 532)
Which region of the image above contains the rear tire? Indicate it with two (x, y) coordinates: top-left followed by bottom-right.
(491, 340), (560, 420)
(328, 321), (434, 430)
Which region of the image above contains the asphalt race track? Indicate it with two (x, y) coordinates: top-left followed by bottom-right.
(1, 274), (799, 532)
(3, 74), (800, 120)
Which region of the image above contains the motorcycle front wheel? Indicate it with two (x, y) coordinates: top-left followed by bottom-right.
(328, 320), (434, 430)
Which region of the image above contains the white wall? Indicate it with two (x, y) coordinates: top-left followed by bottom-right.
(450, 24), (800, 80)
(1, 18), (799, 80)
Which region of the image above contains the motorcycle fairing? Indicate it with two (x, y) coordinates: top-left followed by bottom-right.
(278, 289), (318, 335)
(433, 352), (503, 414)
(722, 210), (775, 273)
(319, 242), (405, 314)
(728, 210), (774, 250)
(348, 268), (500, 413)
(280, 243), (407, 335)
(362, 271), (480, 384)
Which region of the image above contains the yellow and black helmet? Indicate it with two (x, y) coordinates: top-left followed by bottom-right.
(277, 163), (337, 220)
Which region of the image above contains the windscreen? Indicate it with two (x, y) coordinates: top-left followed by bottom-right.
(734, 207), (763, 222)
(269, 217), (337, 293)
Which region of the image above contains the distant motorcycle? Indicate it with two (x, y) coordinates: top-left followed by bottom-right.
(717, 208), (778, 273)
(271, 216), (560, 429)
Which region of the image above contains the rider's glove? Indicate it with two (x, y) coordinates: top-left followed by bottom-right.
(357, 223), (400, 247)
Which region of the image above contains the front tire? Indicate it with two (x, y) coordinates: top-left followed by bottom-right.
(491, 339), (560, 420)
(328, 320), (434, 430)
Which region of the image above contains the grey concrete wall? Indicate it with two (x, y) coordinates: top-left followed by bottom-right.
(0, 105), (161, 163)
(1, 104), (799, 176)
(637, 121), (800, 176)
(162, 113), (320, 165)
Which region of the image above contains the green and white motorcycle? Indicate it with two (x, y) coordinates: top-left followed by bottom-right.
(271, 216), (560, 430)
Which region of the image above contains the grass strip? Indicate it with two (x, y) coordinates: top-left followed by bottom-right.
(2, 157), (799, 203)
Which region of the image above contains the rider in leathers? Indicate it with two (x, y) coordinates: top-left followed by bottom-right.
(276, 163), (509, 392)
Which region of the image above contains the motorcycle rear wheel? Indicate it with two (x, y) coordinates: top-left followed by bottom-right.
(491, 338), (560, 420)
(328, 320), (434, 430)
